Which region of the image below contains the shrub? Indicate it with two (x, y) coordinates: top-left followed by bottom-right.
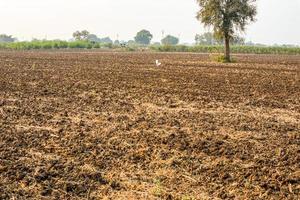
(210, 54), (236, 63)
(102, 43), (113, 49)
(68, 41), (89, 48)
(41, 42), (53, 49)
(53, 41), (68, 49)
(93, 43), (101, 48)
(86, 42), (93, 49)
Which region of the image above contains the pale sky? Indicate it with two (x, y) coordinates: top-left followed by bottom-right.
(1, 0), (300, 45)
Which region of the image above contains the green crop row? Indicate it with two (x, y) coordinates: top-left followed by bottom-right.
(150, 45), (300, 55)
(0, 40), (115, 50)
(0, 41), (299, 54)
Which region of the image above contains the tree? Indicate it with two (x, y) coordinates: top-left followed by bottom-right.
(114, 40), (120, 45)
(127, 40), (136, 45)
(196, 0), (257, 62)
(134, 30), (153, 45)
(72, 30), (90, 41)
(100, 37), (113, 44)
(87, 34), (100, 43)
(0, 34), (17, 43)
(72, 31), (82, 40)
(161, 35), (179, 45)
(152, 42), (161, 46)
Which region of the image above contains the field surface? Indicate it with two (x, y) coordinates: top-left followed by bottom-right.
(0, 51), (299, 200)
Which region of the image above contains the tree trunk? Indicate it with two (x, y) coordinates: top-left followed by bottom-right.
(224, 35), (231, 62)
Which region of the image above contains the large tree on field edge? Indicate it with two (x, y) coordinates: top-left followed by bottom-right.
(196, 0), (257, 62)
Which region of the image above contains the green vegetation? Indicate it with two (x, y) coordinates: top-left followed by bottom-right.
(161, 35), (179, 45)
(0, 40), (67, 50)
(0, 41), (299, 55)
(209, 54), (237, 63)
(1, 27), (298, 56)
(72, 30), (90, 41)
(150, 45), (300, 55)
(0, 38), (299, 55)
(0, 40), (116, 50)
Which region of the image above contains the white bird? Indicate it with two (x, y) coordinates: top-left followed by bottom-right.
(155, 60), (162, 67)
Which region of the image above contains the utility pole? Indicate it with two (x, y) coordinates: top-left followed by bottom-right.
(161, 30), (165, 40)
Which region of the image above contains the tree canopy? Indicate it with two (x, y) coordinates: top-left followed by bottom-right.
(161, 35), (179, 45)
(0, 34), (17, 43)
(100, 37), (113, 44)
(134, 30), (153, 45)
(73, 30), (90, 41)
(86, 34), (100, 43)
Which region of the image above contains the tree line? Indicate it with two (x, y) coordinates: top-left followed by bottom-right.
(71, 29), (180, 46)
(0, 30), (181, 46)
(0, 30), (246, 46)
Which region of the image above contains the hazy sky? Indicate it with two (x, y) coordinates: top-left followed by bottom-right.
(1, 0), (300, 45)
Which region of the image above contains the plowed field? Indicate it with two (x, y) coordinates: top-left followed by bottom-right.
(0, 51), (299, 199)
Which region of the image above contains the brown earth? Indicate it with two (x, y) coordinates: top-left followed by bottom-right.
(0, 51), (299, 200)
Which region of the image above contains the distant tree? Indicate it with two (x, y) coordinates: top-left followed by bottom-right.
(0, 34), (17, 43)
(100, 37), (113, 44)
(134, 30), (153, 45)
(195, 32), (222, 45)
(161, 35), (179, 45)
(127, 40), (136, 45)
(231, 35), (245, 45)
(73, 30), (90, 41)
(152, 42), (161, 46)
(196, 0), (257, 62)
(72, 31), (81, 40)
(195, 32), (244, 45)
(114, 40), (120, 45)
(87, 34), (100, 43)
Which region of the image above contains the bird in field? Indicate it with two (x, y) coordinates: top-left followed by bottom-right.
(155, 60), (161, 67)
